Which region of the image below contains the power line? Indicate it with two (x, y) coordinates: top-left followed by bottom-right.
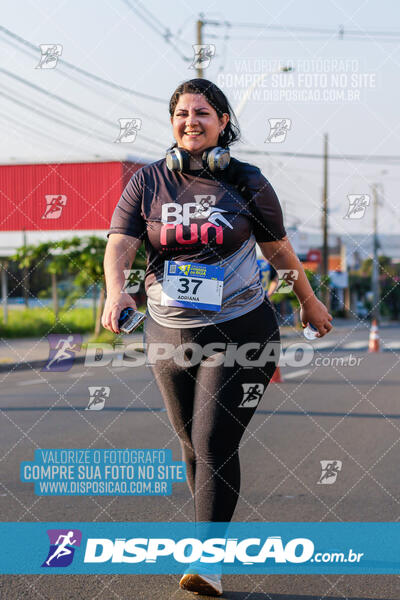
(0, 110), (97, 157)
(0, 88), (119, 145)
(206, 33), (400, 42)
(203, 20), (400, 39)
(0, 102), (159, 163)
(235, 148), (400, 163)
(0, 29), (172, 130)
(0, 68), (119, 130)
(121, 0), (190, 62)
(0, 90), (162, 162)
(176, 15), (199, 46)
(0, 68), (167, 149)
(0, 80), (110, 141)
(0, 80), (166, 152)
(1, 80), (165, 155)
(1, 33), (169, 123)
(130, 0), (170, 35)
(0, 25), (167, 104)
(0, 45), (169, 129)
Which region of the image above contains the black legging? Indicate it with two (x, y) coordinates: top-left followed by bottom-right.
(143, 297), (280, 523)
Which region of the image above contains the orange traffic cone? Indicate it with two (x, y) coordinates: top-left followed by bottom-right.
(368, 318), (380, 352)
(270, 366), (283, 383)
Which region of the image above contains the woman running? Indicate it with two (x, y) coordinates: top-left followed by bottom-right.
(102, 78), (332, 596)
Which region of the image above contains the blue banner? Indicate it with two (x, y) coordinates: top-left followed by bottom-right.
(1, 522), (400, 574)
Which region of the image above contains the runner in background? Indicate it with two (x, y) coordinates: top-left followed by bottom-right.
(258, 258), (279, 298)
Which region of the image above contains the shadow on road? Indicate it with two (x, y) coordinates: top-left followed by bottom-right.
(2, 407), (400, 421)
(181, 593), (397, 600)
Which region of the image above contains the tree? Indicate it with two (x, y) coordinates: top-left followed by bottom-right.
(13, 235), (147, 336)
(13, 242), (53, 311)
(66, 236), (107, 336)
(350, 255), (400, 320)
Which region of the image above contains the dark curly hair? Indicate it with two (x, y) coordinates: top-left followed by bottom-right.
(169, 78), (241, 148)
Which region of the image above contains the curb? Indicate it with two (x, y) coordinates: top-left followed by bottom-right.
(0, 355), (87, 374)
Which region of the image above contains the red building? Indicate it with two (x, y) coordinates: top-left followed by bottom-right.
(0, 160), (144, 255)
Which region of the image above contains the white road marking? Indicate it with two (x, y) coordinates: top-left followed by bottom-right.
(18, 378), (46, 386)
(382, 342), (400, 350)
(313, 341), (336, 350)
(283, 369), (311, 380)
(341, 342), (368, 350)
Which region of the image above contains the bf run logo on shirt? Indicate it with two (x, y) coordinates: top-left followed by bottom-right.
(160, 197), (233, 246)
(42, 529), (82, 567)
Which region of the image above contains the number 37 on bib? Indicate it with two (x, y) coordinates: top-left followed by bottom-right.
(161, 260), (224, 312)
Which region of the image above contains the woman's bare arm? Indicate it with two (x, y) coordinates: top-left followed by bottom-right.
(259, 237), (315, 304)
(102, 234), (142, 333)
(258, 236), (333, 336)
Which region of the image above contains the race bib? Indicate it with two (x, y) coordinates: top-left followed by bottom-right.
(161, 261), (224, 311)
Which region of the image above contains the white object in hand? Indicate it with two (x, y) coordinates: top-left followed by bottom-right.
(303, 323), (318, 340)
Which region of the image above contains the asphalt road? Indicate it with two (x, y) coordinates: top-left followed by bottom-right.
(1, 323), (400, 599)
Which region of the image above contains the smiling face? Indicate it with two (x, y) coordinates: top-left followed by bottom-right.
(170, 93), (229, 157)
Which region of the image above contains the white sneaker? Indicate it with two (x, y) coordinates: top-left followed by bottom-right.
(179, 572), (223, 596)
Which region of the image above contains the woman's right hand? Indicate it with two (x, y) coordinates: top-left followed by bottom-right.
(101, 292), (137, 334)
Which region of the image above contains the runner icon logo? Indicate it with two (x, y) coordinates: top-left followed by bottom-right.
(42, 334), (82, 372)
(42, 195), (67, 220)
(239, 383), (265, 408)
(192, 194), (217, 218)
(344, 194), (370, 219)
(123, 268), (145, 293)
(265, 118), (291, 143)
(86, 386), (110, 411)
(42, 529), (82, 568)
(275, 269), (298, 294)
(36, 44), (63, 69)
(114, 118), (142, 143)
(189, 44), (216, 70)
(317, 460), (342, 485)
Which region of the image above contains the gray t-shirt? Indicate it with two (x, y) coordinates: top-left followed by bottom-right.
(108, 156), (286, 328)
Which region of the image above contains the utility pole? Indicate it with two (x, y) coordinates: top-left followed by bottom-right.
(371, 183), (381, 322)
(22, 229), (29, 308)
(340, 238), (351, 317)
(1, 261), (8, 325)
(321, 133), (330, 308)
(196, 16), (204, 78)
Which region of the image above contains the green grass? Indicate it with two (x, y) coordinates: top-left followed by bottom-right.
(0, 305), (147, 339)
(0, 307), (95, 338)
(86, 329), (118, 345)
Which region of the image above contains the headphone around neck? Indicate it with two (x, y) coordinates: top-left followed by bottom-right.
(165, 145), (231, 173)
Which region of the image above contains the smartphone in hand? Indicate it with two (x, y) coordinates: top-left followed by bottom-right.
(118, 308), (146, 334)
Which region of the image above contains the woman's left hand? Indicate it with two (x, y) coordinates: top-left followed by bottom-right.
(300, 296), (333, 337)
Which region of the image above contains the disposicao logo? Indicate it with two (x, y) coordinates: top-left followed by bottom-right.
(42, 529), (82, 567)
(83, 535), (315, 564)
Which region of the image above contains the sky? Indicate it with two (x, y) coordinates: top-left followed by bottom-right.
(1, 0), (399, 237)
